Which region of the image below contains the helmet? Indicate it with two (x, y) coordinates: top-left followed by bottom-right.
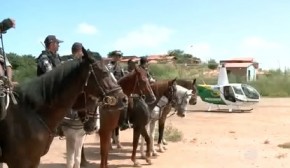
(108, 50), (123, 57)
(140, 57), (148, 65)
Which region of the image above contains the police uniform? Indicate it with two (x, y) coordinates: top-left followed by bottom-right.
(107, 61), (125, 81)
(36, 35), (63, 76)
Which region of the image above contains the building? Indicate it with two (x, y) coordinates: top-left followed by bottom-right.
(219, 57), (259, 81)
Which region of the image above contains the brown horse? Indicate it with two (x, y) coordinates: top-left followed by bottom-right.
(0, 47), (127, 168)
(129, 79), (177, 166)
(97, 67), (156, 168)
(156, 78), (198, 152)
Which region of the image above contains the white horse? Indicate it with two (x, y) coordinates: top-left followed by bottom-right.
(61, 107), (99, 168)
(140, 85), (192, 157)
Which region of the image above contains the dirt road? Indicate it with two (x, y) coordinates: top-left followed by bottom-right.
(3, 97), (290, 168)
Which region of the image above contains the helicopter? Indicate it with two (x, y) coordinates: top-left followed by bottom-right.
(197, 64), (260, 112)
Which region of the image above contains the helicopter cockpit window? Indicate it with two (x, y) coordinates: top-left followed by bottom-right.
(241, 84), (260, 99)
(232, 86), (244, 95)
(223, 86), (236, 102)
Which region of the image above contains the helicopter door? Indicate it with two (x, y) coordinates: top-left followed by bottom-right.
(223, 86), (236, 102)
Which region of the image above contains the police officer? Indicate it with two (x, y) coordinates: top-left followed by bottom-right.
(0, 18), (16, 86)
(124, 58), (136, 75)
(36, 35), (63, 76)
(107, 50), (125, 80)
(139, 56), (156, 83)
(107, 50), (130, 130)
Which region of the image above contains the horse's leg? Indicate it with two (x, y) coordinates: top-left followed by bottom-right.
(115, 127), (122, 149)
(140, 126), (152, 165)
(62, 127), (75, 168)
(158, 118), (166, 152)
(99, 129), (110, 168)
(74, 130), (86, 168)
(149, 120), (158, 156)
(140, 123), (148, 159)
(131, 126), (142, 167)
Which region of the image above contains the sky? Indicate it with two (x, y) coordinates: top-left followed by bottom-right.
(1, 0), (290, 70)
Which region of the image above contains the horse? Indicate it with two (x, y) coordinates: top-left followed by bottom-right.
(126, 78), (177, 166)
(156, 79), (198, 152)
(0, 47), (128, 168)
(96, 66), (156, 168)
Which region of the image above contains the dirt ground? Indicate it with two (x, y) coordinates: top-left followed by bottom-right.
(4, 97), (290, 168)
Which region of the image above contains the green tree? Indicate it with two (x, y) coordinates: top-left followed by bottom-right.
(207, 59), (218, 70)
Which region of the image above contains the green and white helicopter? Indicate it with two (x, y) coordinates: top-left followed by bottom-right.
(197, 64), (260, 112)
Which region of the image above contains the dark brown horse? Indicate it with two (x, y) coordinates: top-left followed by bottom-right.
(97, 66), (156, 168)
(156, 78), (197, 152)
(0, 48), (127, 168)
(129, 78), (177, 166)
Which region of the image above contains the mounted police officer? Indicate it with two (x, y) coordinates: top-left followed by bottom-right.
(139, 56), (156, 83)
(124, 58), (137, 75)
(107, 50), (130, 131)
(36, 35), (63, 76)
(0, 17), (16, 162)
(0, 18), (17, 87)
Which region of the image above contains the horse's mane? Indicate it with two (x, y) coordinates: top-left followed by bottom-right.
(176, 85), (192, 96)
(118, 67), (146, 85)
(15, 59), (85, 110)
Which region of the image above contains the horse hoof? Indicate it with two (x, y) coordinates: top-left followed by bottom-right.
(163, 141), (168, 145)
(163, 146), (167, 150)
(146, 158), (152, 165)
(117, 144), (123, 149)
(134, 161), (142, 167)
(158, 148), (165, 153)
(152, 152), (158, 156)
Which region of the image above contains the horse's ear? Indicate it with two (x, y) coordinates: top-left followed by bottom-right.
(173, 77), (177, 84)
(169, 77), (177, 86)
(193, 78), (196, 85)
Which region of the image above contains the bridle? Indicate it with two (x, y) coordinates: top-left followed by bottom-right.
(84, 63), (123, 106)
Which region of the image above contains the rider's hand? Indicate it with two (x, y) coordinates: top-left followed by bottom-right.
(10, 18), (16, 28)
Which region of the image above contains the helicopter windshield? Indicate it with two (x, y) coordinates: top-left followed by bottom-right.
(241, 84), (260, 99)
(232, 86), (244, 95)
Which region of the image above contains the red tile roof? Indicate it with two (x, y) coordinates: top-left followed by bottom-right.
(224, 62), (253, 68)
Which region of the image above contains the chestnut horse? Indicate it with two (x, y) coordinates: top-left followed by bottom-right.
(97, 67), (156, 168)
(0, 47), (127, 168)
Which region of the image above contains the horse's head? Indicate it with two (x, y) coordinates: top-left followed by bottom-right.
(82, 48), (128, 111)
(188, 79), (197, 105)
(174, 85), (192, 117)
(119, 66), (156, 104)
(164, 78), (178, 104)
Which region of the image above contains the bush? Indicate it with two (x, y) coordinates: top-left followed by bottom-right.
(163, 122), (183, 142)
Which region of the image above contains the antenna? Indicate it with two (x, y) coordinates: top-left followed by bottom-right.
(40, 41), (45, 49)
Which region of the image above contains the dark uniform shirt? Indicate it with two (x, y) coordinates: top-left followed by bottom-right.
(108, 61), (124, 81)
(36, 50), (62, 76)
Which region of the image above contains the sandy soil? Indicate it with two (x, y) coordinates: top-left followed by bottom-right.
(3, 97), (290, 168)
